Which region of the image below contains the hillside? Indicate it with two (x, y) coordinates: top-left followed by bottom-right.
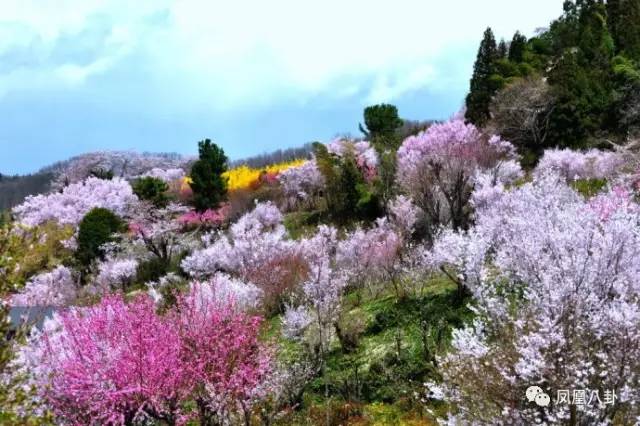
(2, 1), (640, 425)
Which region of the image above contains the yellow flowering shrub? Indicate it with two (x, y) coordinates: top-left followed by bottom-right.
(181, 159), (306, 192)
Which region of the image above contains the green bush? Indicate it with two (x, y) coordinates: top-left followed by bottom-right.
(571, 178), (608, 198)
(132, 176), (169, 207)
(76, 208), (124, 269)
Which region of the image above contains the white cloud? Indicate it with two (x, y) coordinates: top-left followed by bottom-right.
(0, 0), (562, 109)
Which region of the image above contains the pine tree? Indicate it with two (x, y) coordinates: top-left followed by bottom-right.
(465, 27), (499, 126)
(359, 104), (403, 143)
(190, 139), (228, 212)
(508, 31), (527, 63)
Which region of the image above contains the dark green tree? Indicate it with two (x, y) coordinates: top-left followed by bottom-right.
(359, 104), (403, 142)
(132, 176), (169, 207)
(608, 0), (640, 60)
(76, 207), (124, 269)
(497, 39), (508, 59)
(465, 27), (500, 126)
(508, 31), (528, 63)
(190, 139), (228, 212)
(89, 168), (114, 180)
(312, 143), (380, 223)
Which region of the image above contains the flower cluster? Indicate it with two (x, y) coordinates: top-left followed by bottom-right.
(10, 266), (77, 307)
(177, 204), (230, 228)
(534, 148), (624, 181)
(327, 139), (378, 181)
(427, 172), (640, 424)
(277, 160), (325, 210)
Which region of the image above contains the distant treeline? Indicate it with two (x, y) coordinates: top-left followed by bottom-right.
(0, 172), (53, 212)
(230, 144), (315, 169)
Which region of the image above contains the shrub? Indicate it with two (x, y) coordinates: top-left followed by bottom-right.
(75, 208), (124, 269)
(132, 176), (169, 207)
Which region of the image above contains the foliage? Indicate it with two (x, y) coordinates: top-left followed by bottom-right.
(359, 104), (403, 144)
(75, 207), (124, 269)
(0, 221), (74, 294)
(190, 139), (229, 212)
(313, 142), (380, 223)
(508, 31), (527, 63)
(132, 176), (170, 207)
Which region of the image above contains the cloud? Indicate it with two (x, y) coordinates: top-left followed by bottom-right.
(0, 0), (563, 109)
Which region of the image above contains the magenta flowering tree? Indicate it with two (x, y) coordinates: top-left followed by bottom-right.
(38, 295), (186, 425)
(13, 177), (138, 228)
(28, 290), (273, 425)
(175, 285), (272, 425)
(177, 203), (230, 229)
(425, 173), (640, 424)
(396, 119), (516, 241)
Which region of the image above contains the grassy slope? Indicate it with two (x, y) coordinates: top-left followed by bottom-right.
(266, 274), (473, 425)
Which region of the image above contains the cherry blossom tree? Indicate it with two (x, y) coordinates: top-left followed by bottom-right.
(277, 160), (325, 211)
(534, 148), (624, 181)
(127, 202), (197, 266)
(13, 177), (138, 228)
(426, 173), (640, 425)
(182, 202), (305, 313)
(10, 266), (78, 307)
(396, 119), (516, 242)
(94, 258), (139, 292)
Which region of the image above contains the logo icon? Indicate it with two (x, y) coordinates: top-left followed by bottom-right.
(526, 386), (551, 407)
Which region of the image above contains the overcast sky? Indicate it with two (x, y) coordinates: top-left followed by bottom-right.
(0, 0), (563, 174)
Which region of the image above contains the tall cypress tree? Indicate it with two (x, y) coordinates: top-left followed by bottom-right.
(607, 0), (640, 60)
(497, 39), (508, 59)
(465, 27), (499, 126)
(190, 139), (228, 212)
(508, 31), (528, 63)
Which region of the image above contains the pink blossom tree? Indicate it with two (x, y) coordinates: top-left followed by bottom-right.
(175, 286), (272, 425)
(396, 119), (516, 242)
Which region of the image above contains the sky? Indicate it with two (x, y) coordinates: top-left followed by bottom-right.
(0, 0), (563, 175)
